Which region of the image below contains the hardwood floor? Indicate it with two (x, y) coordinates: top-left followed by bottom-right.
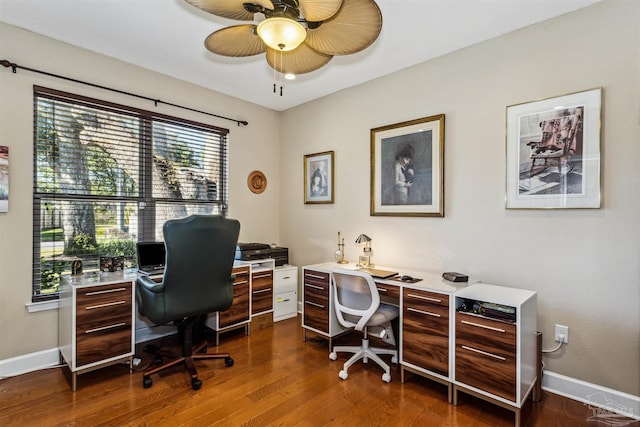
(1, 316), (598, 426)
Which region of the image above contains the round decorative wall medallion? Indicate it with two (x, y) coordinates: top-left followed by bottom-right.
(247, 170), (267, 194)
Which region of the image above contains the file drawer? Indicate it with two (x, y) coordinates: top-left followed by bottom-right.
(455, 313), (517, 401)
(402, 288), (450, 376)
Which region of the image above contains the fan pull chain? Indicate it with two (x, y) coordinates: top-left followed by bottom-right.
(273, 49), (277, 94)
(279, 49), (284, 96)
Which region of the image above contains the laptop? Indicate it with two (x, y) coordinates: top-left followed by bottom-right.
(136, 241), (166, 275)
(357, 267), (398, 280)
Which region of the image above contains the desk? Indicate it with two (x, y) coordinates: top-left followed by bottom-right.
(302, 262), (537, 427)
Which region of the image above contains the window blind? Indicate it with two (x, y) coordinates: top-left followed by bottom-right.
(33, 86), (229, 300)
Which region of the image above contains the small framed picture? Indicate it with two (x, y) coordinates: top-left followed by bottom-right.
(370, 114), (445, 217)
(506, 88), (601, 209)
(304, 151), (334, 204)
(0, 145), (8, 213)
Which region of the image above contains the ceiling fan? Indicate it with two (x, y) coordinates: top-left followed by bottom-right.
(184, 0), (383, 76)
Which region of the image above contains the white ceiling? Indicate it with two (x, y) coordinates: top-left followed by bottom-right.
(0, 0), (600, 112)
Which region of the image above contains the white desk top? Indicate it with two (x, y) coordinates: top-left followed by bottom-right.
(61, 269), (140, 288)
(303, 262), (477, 294)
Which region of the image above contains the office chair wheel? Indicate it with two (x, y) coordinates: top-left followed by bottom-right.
(225, 356), (234, 367)
(338, 370), (348, 380)
(391, 355), (398, 364)
(329, 352), (338, 360)
(143, 375), (153, 389)
(191, 378), (202, 390)
(382, 373), (391, 383)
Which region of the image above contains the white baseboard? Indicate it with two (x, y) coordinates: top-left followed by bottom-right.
(542, 370), (639, 420)
(0, 348), (61, 379)
(3, 347), (638, 422)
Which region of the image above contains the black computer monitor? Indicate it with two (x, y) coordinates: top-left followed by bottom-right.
(136, 241), (166, 272)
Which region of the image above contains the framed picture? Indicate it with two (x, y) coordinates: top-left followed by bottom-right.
(506, 88), (601, 209)
(370, 114), (445, 217)
(0, 145), (8, 213)
(304, 151), (334, 204)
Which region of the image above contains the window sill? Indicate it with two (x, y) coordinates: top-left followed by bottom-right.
(26, 299), (60, 313)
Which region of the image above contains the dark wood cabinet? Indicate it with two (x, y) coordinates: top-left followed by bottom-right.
(59, 277), (135, 391)
(402, 288), (450, 377)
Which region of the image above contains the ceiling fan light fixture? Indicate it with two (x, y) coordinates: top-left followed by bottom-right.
(257, 17), (306, 51)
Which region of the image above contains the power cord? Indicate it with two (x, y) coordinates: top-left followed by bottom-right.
(542, 331), (566, 353)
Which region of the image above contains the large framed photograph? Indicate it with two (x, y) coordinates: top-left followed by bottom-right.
(304, 151), (334, 204)
(506, 88), (601, 209)
(370, 114), (444, 217)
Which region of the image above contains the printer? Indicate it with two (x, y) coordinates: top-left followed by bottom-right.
(235, 243), (272, 261)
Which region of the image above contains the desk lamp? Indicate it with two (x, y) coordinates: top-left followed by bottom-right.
(355, 234), (373, 267)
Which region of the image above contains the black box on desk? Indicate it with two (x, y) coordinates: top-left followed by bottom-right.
(271, 247), (288, 267)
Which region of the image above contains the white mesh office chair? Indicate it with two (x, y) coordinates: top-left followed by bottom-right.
(329, 269), (399, 382)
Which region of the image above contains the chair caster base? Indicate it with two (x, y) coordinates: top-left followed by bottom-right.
(382, 372), (391, 383)
(329, 352), (338, 361)
(225, 356), (234, 367)
(191, 378), (202, 390)
(339, 370), (348, 380)
(143, 375), (152, 389)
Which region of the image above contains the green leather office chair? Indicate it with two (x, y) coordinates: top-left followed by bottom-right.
(329, 269), (399, 382)
(136, 214), (240, 390)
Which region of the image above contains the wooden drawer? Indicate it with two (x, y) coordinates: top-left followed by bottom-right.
(220, 268), (250, 327)
(303, 269), (330, 333)
(402, 288), (449, 376)
(251, 270), (273, 315)
(75, 283), (132, 367)
(375, 282), (400, 302)
(455, 313), (517, 401)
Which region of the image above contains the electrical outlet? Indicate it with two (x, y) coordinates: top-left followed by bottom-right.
(555, 324), (569, 343)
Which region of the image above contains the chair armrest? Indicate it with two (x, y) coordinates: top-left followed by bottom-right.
(136, 275), (164, 293)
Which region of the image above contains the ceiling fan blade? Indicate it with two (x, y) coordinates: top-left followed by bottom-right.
(305, 0), (382, 56)
(265, 44), (332, 74)
(184, 0), (274, 21)
(298, 0), (342, 22)
(205, 25), (267, 57)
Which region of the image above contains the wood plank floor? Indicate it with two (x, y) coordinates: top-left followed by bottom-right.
(0, 316), (598, 426)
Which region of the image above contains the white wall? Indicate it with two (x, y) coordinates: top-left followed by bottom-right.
(279, 0), (640, 395)
(0, 23), (281, 360)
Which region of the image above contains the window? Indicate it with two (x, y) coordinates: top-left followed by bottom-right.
(33, 86), (229, 301)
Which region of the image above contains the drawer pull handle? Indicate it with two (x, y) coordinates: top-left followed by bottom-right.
(461, 320), (506, 333)
(407, 293), (442, 303)
(305, 301), (325, 309)
(306, 274), (325, 280)
(407, 307), (441, 317)
(253, 289), (271, 294)
(253, 273), (272, 279)
(85, 322), (127, 334)
(281, 276), (291, 280)
(305, 284), (324, 291)
(86, 300), (126, 310)
(234, 280), (248, 286)
(461, 345), (506, 361)
(85, 287), (127, 296)
(376, 287), (388, 293)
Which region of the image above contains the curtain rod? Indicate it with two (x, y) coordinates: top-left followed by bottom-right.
(1, 59), (248, 127)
